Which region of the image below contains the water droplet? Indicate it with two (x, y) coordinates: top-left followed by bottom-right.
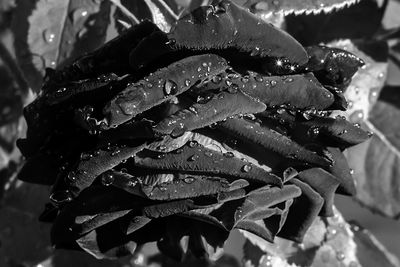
(254, 75), (263, 82)
(212, 75), (222, 84)
(50, 190), (73, 205)
(351, 224), (360, 232)
(71, 8), (89, 23)
(157, 145), (167, 151)
(308, 126), (320, 138)
(197, 92), (214, 104)
(336, 251), (345, 261)
(111, 148), (121, 156)
(378, 72), (384, 79)
(241, 164), (252, 172)
(188, 106), (198, 115)
(241, 76), (249, 83)
(127, 180), (137, 187)
(225, 79), (233, 86)
(197, 66), (202, 72)
(175, 148), (183, 154)
(80, 152), (92, 160)
(283, 167), (298, 181)
(350, 168), (354, 175)
(184, 79), (191, 87)
(101, 172), (114, 186)
(224, 152), (234, 158)
(270, 80), (277, 86)
(164, 80), (178, 95)
(67, 171), (77, 182)
(188, 140), (198, 147)
(153, 152), (165, 159)
(204, 151), (213, 157)
(159, 186), (167, 192)
(228, 84), (239, 94)
(43, 29), (56, 43)
(55, 87), (67, 95)
(184, 176), (195, 184)
(188, 154), (199, 161)
(328, 227), (337, 237)
(171, 123), (187, 138)
(77, 28), (88, 39)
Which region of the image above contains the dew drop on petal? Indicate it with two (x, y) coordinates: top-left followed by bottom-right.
(336, 251), (345, 261)
(227, 84), (239, 94)
(283, 167), (298, 181)
(50, 190), (73, 205)
(157, 145), (167, 151)
(188, 140), (198, 147)
(184, 79), (191, 87)
(184, 176), (195, 184)
(241, 164), (252, 172)
(188, 154), (199, 161)
(307, 126), (320, 138)
(43, 29), (56, 43)
(101, 172), (114, 186)
(67, 171), (77, 182)
(254, 75), (263, 82)
(171, 123), (187, 138)
(204, 151), (213, 157)
(157, 153), (166, 159)
(212, 75), (222, 84)
(175, 148), (184, 154)
(188, 106), (198, 115)
(224, 152), (234, 158)
(164, 80), (178, 95)
(71, 8), (89, 23)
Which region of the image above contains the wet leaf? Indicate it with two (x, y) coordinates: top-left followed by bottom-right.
(113, 0), (180, 33)
(242, 208), (362, 267)
(346, 89), (400, 218)
(349, 221), (400, 267)
(285, 0), (385, 46)
(242, 0), (360, 16)
(13, 0), (111, 91)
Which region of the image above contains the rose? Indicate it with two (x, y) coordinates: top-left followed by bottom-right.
(17, 0), (368, 262)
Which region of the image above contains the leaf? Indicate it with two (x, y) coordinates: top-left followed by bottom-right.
(325, 41), (400, 218)
(285, 0), (385, 46)
(113, 0), (180, 33)
(242, 0), (361, 16)
(349, 221), (400, 267)
(242, 207), (362, 267)
(346, 89), (400, 218)
(12, 0), (111, 91)
(332, 39), (388, 123)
